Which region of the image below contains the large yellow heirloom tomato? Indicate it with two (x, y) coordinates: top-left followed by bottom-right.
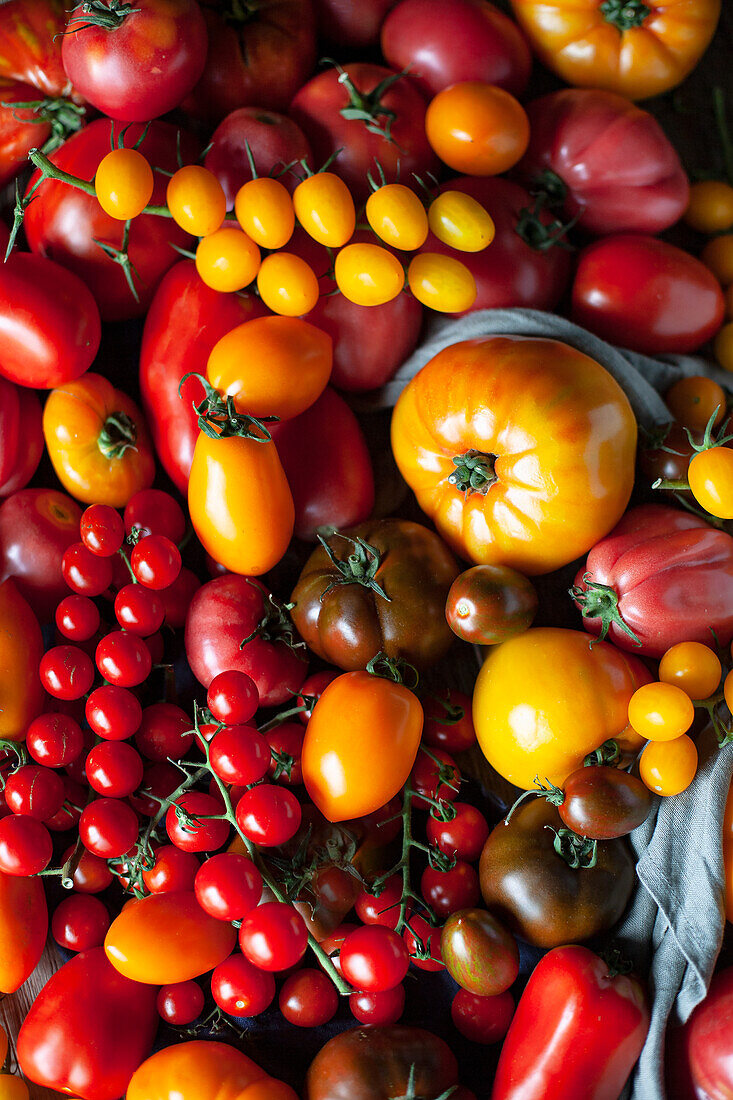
(390, 336), (636, 575)
(473, 627), (650, 789)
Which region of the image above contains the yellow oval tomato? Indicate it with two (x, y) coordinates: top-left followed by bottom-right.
(407, 252), (477, 312)
(293, 172), (356, 247)
(473, 627), (650, 789)
(509, 0), (721, 101)
(302, 671), (423, 822)
(95, 147), (153, 221)
(196, 228), (261, 292)
(43, 373), (155, 508)
(659, 641), (721, 700)
(639, 735), (698, 797)
(105, 892), (237, 985)
(427, 190), (495, 253)
(126, 1040), (268, 1100)
(366, 184), (429, 251)
(256, 252), (320, 316)
(334, 242), (405, 306)
(167, 165), (227, 238)
(688, 446), (733, 520)
(391, 336), (637, 574)
(627, 681), (695, 742)
(207, 316), (332, 421)
(0, 1076), (29, 1100)
(0, 579), (44, 742)
(235, 177), (295, 250)
(425, 82), (530, 176)
(188, 431), (294, 576)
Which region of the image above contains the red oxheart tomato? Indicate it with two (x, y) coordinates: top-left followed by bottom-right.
(290, 62), (438, 203)
(571, 235), (725, 355)
(315, 0), (398, 47)
(24, 118), (199, 321)
(492, 945), (649, 1100)
(0, 0), (74, 98)
(185, 574), (307, 706)
(62, 0), (207, 121)
(0, 253), (100, 387)
(381, 0), (531, 98)
(139, 260), (268, 493)
(0, 488), (82, 622)
(270, 387), (375, 540)
(420, 176), (573, 313)
(0, 378), (43, 498)
(186, 0), (317, 123)
(516, 89), (689, 236)
(0, 867), (47, 993)
(17, 947), (158, 1100)
(205, 107), (312, 207)
(573, 504), (733, 657)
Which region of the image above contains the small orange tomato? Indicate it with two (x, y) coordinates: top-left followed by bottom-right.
(188, 431), (294, 576)
(714, 322), (733, 372)
(659, 642), (721, 701)
(195, 228), (261, 292)
(639, 735), (698, 797)
(256, 252), (320, 316)
(166, 165), (227, 237)
(366, 184), (429, 251)
(207, 316), (332, 421)
(425, 81), (529, 176)
(126, 1040), (268, 1100)
(724, 669), (733, 714)
(685, 181), (733, 235)
(627, 682), (694, 742)
(688, 447), (733, 520)
(334, 242), (405, 306)
(43, 373), (155, 508)
(293, 172), (356, 247)
(702, 234), (733, 287)
(407, 252), (476, 312)
(665, 375), (726, 431)
(302, 671), (423, 822)
(95, 147), (153, 221)
(105, 892), (237, 985)
(0, 1075), (29, 1100)
(235, 177), (295, 250)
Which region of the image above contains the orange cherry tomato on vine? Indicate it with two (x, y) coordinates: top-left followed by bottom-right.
(302, 670), (423, 822)
(95, 147), (153, 221)
(425, 81), (529, 176)
(195, 228), (261, 292)
(235, 177), (295, 250)
(684, 181), (733, 235)
(166, 165), (226, 238)
(256, 252), (320, 316)
(659, 642), (721, 701)
(407, 252), (476, 312)
(627, 682), (695, 742)
(365, 184), (429, 251)
(714, 322), (733, 372)
(665, 376), (726, 432)
(702, 234), (733, 287)
(428, 190), (495, 253)
(43, 373), (155, 508)
(293, 172), (355, 248)
(639, 735), (698, 797)
(688, 447), (733, 520)
(334, 243), (405, 306)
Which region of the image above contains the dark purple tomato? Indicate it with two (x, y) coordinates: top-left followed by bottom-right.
(445, 564), (538, 645)
(557, 766), (654, 840)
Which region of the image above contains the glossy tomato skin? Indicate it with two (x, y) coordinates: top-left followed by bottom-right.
(127, 1040), (270, 1100)
(0, 489), (82, 621)
(185, 574), (307, 706)
(0, 0), (73, 98)
(291, 63), (438, 203)
(205, 108), (312, 207)
(306, 1026), (459, 1099)
(381, 0), (531, 98)
(492, 945), (649, 1100)
(17, 946), (158, 1100)
(302, 671), (423, 822)
(509, 0), (720, 100)
(440, 909), (518, 997)
(139, 261), (268, 493)
(0, 579), (45, 742)
(0, 253), (100, 388)
(681, 967), (733, 1099)
(391, 336), (636, 576)
(315, 0), (397, 46)
(479, 801), (635, 949)
(24, 119), (198, 321)
(0, 80), (53, 188)
(187, 0), (317, 122)
(446, 564), (538, 645)
(516, 90), (688, 236)
(292, 519), (458, 669)
(105, 891), (237, 985)
(560, 766), (653, 840)
(572, 235), (725, 355)
(473, 627), (649, 790)
(270, 388), (375, 541)
(0, 867), (47, 993)
(574, 504), (733, 657)
(0, 378), (43, 498)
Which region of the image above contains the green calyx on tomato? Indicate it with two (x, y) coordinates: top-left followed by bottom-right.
(316, 530), (392, 602)
(570, 571), (642, 648)
(179, 371), (279, 442)
(328, 59), (404, 142)
(97, 410), (138, 460)
(600, 0), (652, 32)
(652, 407), (733, 493)
(366, 650), (419, 690)
(584, 739), (621, 768)
(239, 581), (305, 654)
(549, 826), (598, 869)
(65, 1), (141, 33)
(448, 449), (496, 494)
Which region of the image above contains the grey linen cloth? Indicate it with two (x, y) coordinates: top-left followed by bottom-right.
(373, 308), (733, 1100)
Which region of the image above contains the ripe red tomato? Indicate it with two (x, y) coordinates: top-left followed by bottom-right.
(315, 0), (397, 47)
(572, 235), (725, 355)
(340, 925), (410, 992)
(0, 868), (47, 993)
(211, 953), (276, 1017)
(0, 0), (72, 98)
(195, 852), (262, 921)
(422, 862), (481, 919)
(0, 378), (43, 499)
(239, 901), (309, 971)
(279, 968), (339, 1027)
(0, 488), (81, 622)
(62, 0), (207, 121)
(205, 107), (312, 207)
(0, 80), (57, 189)
(381, 0), (531, 98)
(142, 844), (200, 894)
(52, 895), (110, 953)
(24, 119), (199, 321)
(165, 792), (230, 853)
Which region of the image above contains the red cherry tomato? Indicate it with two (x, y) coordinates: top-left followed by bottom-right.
(451, 987), (514, 1044)
(156, 980), (205, 1025)
(95, 631), (152, 688)
(279, 968), (339, 1027)
(340, 925), (410, 992)
(26, 713), (84, 769)
(79, 798), (139, 859)
(207, 671), (260, 726)
(142, 844), (200, 894)
(211, 953), (276, 1017)
(209, 725), (270, 786)
(239, 901), (309, 971)
(235, 784), (302, 847)
(166, 792), (230, 853)
(350, 983), (406, 1025)
(80, 505), (126, 557)
(5, 766), (65, 821)
(0, 815), (52, 875)
(85, 741), (144, 799)
(195, 853), (263, 921)
(135, 702), (193, 763)
(56, 595), (101, 642)
(86, 685), (142, 742)
(421, 861), (481, 918)
(51, 895), (110, 953)
(426, 803), (490, 862)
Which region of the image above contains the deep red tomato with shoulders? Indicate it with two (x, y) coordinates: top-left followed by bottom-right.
(139, 260), (268, 493)
(381, 0), (531, 98)
(571, 235), (725, 355)
(290, 62), (438, 203)
(205, 107), (312, 207)
(515, 89), (689, 236)
(0, 378), (43, 499)
(185, 0), (317, 123)
(0, 0), (74, 98)
(24, 118), (199, 321)
(61, 0), (207, 121)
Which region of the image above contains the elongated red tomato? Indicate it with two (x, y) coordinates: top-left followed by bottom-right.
(0, 869), (47, 993)
(0, 579), (45, 742)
